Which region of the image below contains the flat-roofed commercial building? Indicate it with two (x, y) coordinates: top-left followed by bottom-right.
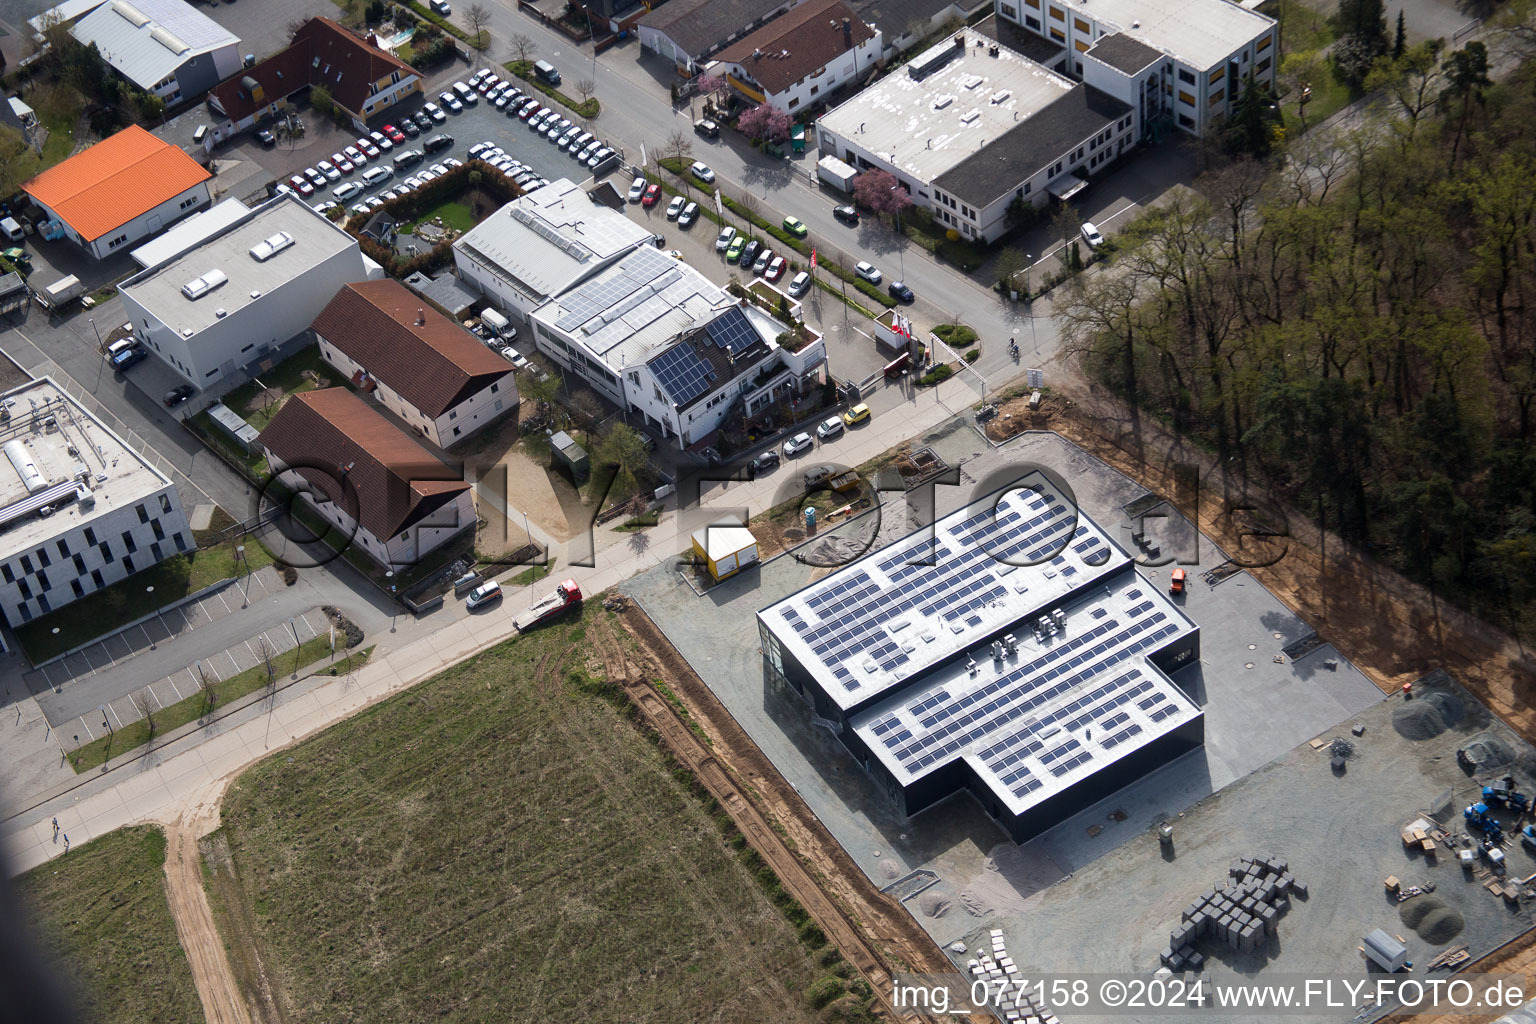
(757, 471), (1202, 842)
(118, 194), (376, 389)
(0, 378), (193, 629)
(815, 32), (1134, 242)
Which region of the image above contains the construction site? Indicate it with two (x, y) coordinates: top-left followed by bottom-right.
(624, 424), (1536, 1020)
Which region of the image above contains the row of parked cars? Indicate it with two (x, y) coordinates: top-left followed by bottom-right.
(748, 404), (873, 473)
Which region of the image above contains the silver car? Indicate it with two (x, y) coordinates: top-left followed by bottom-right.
(782, 432), (814, 457)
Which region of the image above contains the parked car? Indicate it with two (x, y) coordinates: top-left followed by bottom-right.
(715, 225), (737, 251)
(766, 256), (786, 282)
(1080, 221), (1104, 248)
(413, 111), (433, 131)
(334, 181), (365, 200)
(424, 133), (454, 153)
(466, 580), (502, 609)
(303, 167), (326, 187)
(586, 146), (615, 169)
(666, 196), (686, 220)
(393, 148), (424, 169)
(642, 183), (662, 207)
(854, 261), (882, 284)
(357, 137), (381, 159)
(398, 119), (420, 138)
(843, 403), (871, 427)
(815, 416), (844, 440)
(349, 203), (370, 216)
(110, 345), (146, 370)
(750, 450), (781, 473)
(163, 384), (195, 407)
(694, 119), (720, 138)
(443, 157), (463, 170)
(344, 144), (366, 165)
(424, 101), (446, 121)
(312, 200), (338, 215)
(725, 235), (747, 263)
(739, 239), (761, 267)
(752, 248), (773, 275)
(782, 432), (814, 457)
(832, 204), (859, 226)
(679, 202), (699, 228)
(429, 162), (449, 176)
(787, 271), (811, 297)
(628, 176), (647, 202)
(888, 280), (914, 303)
(383, 124), (406, 144)
(690, 161), (715, 183)
(256, 129), (276, 146)
(288, 175), (314, 196)
(362, 166), (394, 187)
(317, 160), (341, 181)
(440, 91), (463, 113)
(782, 215), (808, 238)
(368, 130), (393, 151)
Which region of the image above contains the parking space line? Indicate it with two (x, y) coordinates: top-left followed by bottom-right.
(106, 702), (124, 729)
(147, 686), (163, 710)
(78, 647), (97, 677)
(37, 665), (52, 689)
(215, 591), (232, 614)
(167, 675), (183, 700)
(80, 718), (94, 742)
(228, 649), (240, 676)
(141, 624), (154, 648)
(254, 572), (270, 595)
(97, 641), (116, 669)
(299, 615), (317, 639)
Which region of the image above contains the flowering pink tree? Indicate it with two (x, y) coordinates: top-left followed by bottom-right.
(738, 103), (792, 144)
(694, 74), (727, 102)
(852, 169), (914, 219)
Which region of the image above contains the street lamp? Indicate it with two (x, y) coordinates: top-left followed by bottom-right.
(146, 585), (166, 649)
(98, 703), (112, 770)
(581, 4), (598, 81)
(237, 545), (251, 607)
(385, 571), (397, 632)
(288, 616), (301, 678)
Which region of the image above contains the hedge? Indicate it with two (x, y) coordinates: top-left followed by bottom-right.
(403, 1), (488, 49)
(504, 60), (600, 120)
(341, 159), (518, 277)
(917, 364), (954, 386)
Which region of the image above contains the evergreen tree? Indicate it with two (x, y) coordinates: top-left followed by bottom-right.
(1225, 75), (1283, 157)
(1393, 10), (1407, 58)
(1333, 0), (1390, 85)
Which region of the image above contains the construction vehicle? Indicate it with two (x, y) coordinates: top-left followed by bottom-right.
(1484, 777), (1530, 813)
(513, 578), (582, 632)
(1169, 568), (1187, 595)
(1465, 803), (1505, 843)
(1522, 825), (1536, 854)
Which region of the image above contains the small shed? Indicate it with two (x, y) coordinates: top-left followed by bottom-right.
(0, 272), (28, 315)
(1362, 928), (1409, 972)
(550, 430), (589, 483)
(690, 516), (759, 581)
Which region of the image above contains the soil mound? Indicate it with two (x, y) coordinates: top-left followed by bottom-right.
(1417, 906), (1465, 944)
(1399, 896), (1444, 928)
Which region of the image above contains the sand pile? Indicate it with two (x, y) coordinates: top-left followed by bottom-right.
(917, 891), (951, 918)
(1399, 896), (1443, 928)
(879, 859), (902, 879)
(1417, 907), (1465, 944)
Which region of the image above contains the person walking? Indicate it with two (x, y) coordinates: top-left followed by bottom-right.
(52, 817), (58, 840)
(62, 834), (69, 853)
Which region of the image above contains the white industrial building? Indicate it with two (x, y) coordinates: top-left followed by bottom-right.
(0, 378), (194, 629)
(452, 179), (654, 321)
(530, 246), (827, 447)
(118, 194), (378, 389)
(70, 0), (242, 106)
(815, 32), (1136, 242)
(995, 0), (1277, 135)
(313, 280), (517, 449)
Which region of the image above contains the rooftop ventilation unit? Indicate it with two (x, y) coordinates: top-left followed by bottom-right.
(959, 109), (981, 124)
(991, 89), (1012, 103)
(111, 1), (151, 26)
(181, 268), (229, 300)
(248, 231), (294, 261)
(4, 439), (48, 493)
(151, 26), (190, 55)
(214, 308), (227, 318)
(961, 74), (983, 89)
(933, 94), (954, 109)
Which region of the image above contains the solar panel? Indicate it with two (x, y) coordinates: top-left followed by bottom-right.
(649, 342), (714, 406)
(705, 306), (759, 354)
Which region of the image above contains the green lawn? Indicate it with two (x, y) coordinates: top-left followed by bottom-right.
(221, 346), (348, 433)
(13, 537), (274, 662)
(508, 562), (551, 586)
(207, 607), (834, 1023)
(15, 826), (202, 1024)
(69, 639), (371, 772)
(28, 84), (85, 169)
(1275, 0), (1338, 54)
(1284, 71), (1353, 135)
(401, 198), (476, 234)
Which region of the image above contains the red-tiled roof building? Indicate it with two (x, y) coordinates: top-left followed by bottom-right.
(313, 280), (518, 449)
(712, 0), (881, 114)
(258, 387), (473, 568)
(208, 17), (419, 131)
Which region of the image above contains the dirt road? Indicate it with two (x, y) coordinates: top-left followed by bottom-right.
(158, 782), (252, 1024)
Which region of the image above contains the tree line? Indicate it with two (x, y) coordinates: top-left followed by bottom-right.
(1058, 46), (1536, 640)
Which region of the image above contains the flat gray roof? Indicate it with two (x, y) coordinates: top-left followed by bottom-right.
(818, 35), (1075, 186)
(0, 377), (172, 561)
(119, 193), (359, 337)
(130, 197), (250, 269)
(70, 0), (237, 91)
(454, 179), (653, 301)
(1060, 0), (1274, 70)
(531, 245), (735, 373)
(758, 472), (1128, 711)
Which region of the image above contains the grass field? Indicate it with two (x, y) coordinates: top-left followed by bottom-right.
(15, 826), (202, 1024)
(207, 608), (834, 1023)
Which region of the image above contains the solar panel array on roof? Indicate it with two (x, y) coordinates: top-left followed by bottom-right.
(554, 246), (684, 332)
(704, 306), (759, 354)
(649, 341), (716, 406)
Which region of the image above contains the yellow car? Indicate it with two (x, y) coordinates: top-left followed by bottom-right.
(843, 403), (871, 427)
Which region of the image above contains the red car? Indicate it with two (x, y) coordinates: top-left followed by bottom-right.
(383, 124), (406, 144)
(765, 255), (787, 282)
(642, 183), (662, 207)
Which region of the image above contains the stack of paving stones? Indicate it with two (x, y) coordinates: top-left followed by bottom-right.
(966, 928), (1059, 1022)
(1160, 853), (1307, 971)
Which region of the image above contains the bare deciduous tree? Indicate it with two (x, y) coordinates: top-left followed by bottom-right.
(575, 78), (595, 104)
(465, 3), (491, 49)
(508, 32), (535, 64)
(663, 128), (692, 166)
(131, 689), (157, 740)
(197, 665), (217, 719)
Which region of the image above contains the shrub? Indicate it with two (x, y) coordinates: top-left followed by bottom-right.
(806, 976), (844, 1009)
(917, 364), (954, 386)
(964, 348), (979, 362)
(932, 323), (978, 347)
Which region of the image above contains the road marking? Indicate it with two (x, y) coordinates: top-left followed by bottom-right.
(244, 639), (259, 664)
(106, 702), (124, 728)
(228, 649), (240, 676)
(147, 686), (163, 710)
(254, 571), (270, 595)
(141, 624), (155, 648)
(100, 640), (117, 668)
(167, 675), (183, 700)
(215, 590), (231, 614)
(79, 718), (94, 742)
(37, 665), (53, 690)
(78, 647), (96, 677)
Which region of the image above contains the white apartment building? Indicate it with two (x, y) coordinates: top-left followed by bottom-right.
(712, 0), (882, 114)
(0, 378), (194, 629)
(118, 194), (378, 389)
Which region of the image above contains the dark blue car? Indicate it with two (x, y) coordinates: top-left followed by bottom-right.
(110, 346), (147, 370)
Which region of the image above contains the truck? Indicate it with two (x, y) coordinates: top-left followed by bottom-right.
(514, 578), (582, 631)
(37, 274), (84, 311)
(817, 155), (858, 193)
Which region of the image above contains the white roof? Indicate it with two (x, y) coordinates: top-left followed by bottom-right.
(29, 0), (108, 37)
(70, 0), (239, 91)
(691, 517), (756, 561)
(0, 377), (174, 561)
(818, 38), (1074, 185)
(454, 179), (653, 302)
(119, 194), (362, 337)
(531, 245), (735, 373)
(1063, 0), (1274, 71)
(130, 197), (249, 268)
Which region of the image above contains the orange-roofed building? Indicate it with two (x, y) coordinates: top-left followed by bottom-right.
(22, 125), (211, 259)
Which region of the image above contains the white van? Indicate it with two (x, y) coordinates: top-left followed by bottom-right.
(480, 307), (516, 340)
